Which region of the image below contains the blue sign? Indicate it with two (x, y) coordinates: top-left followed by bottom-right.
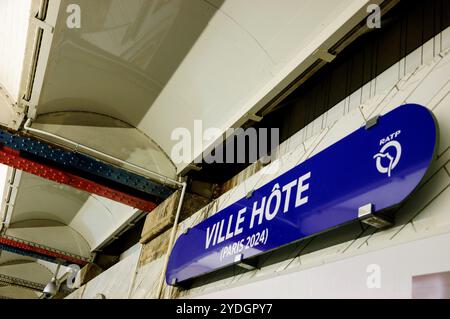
(167, 104), (438, 285)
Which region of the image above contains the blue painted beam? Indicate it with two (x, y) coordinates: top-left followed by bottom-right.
(0, 129), (173, 200)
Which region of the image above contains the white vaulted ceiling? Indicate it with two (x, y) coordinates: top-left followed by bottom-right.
(0, 250), (71, 299)
(33, 0), (374, 173)
(0, 0), (380, 298)
(5, 171), (143, 256)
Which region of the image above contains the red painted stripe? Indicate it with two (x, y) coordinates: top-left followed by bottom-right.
(0, 236), (88, 266)
(0, 146), (157, 212)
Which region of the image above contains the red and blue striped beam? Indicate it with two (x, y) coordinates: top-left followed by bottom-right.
(0, 128), (174, 263)
(0, 235), (89, 266)
(0, 128), (174, 211)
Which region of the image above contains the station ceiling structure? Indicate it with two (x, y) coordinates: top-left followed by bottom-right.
(0, 0), (385, 298)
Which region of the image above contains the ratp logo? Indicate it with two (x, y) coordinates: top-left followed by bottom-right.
(373, 130), (402, 177)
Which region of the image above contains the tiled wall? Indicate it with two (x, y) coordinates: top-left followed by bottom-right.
(67, 26), (450, 300)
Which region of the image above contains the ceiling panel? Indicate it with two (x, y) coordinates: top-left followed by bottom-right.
(35, 0), (372, 173)
(7, 171), (142, 254)
(0, 0), (32, 101)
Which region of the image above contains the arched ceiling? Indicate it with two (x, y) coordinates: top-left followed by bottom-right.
(3, 170), (144, 259)
(0, 250), (71, 299)
(0, 286), (41, 299)
(32, 112), (176, 180)
(32, 0), (373, 173)
(0, 256), (52, 285)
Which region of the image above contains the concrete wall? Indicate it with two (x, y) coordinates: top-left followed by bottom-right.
(67, 26), (450, 299)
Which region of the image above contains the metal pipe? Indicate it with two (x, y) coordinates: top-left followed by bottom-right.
(23, 118), (183, 188)
(152, 181), (187, 299)
(54, 261), (61, 279)
(23, 118), (188, 298)
(127, 243), (143, 298)
(0, 168), (17, 232)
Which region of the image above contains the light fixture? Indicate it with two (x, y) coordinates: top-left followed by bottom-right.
(42, 261), (61, 298)
(43, 277), (58, 298)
